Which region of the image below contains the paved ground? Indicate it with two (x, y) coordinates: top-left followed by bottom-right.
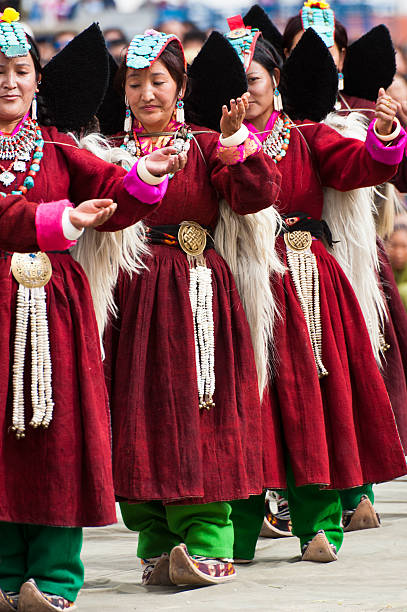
(78, 477), (407, 611)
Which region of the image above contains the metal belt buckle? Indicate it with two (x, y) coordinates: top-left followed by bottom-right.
(11, 252), (52, 288)
(284, 230), (312, 253)
(178, 221), (207, 257)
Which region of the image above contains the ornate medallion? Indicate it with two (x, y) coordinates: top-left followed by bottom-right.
(0, 170), (15, 186)
(178, 221), (207, 257)
(284, 230), (312, 252)
(11, 252), (52, 288)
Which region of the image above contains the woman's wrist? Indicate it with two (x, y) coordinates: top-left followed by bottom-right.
(137, 156), (167, 184)
(373, 117), (401, 142)
(219, 124), (249, 147)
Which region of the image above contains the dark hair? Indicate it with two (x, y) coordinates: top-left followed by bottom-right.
(183, 30), (207, 46)
(252, 37), (283, 75)
(27, 34), (42, 78)
(115, 39), (186, 96)
(282, 15), (348, 54)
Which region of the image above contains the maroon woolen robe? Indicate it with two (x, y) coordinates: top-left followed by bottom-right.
(105, 126), (287, 504)
(338, 92), (407, 449)
(0, 125), (158, 527)
(261, 120), (407, 489)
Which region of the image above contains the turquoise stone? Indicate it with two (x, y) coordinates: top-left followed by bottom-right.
(23, 176), (34, 189)
(33, 151), (43, 159)
(30, 163), (40, 172)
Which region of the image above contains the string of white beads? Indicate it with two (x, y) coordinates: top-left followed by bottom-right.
(286, 246), (329, 379)
(12, 284), (54, 437)
(188, 262), (215, 410)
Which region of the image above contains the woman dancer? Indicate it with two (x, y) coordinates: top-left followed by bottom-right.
(102, 28), (283, 587)
(201, 14), (407, 562)
(0, 10), (179, 612)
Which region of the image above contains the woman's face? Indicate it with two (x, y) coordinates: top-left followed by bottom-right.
(285, 30), (346, 72)
(0, 52), (38, 126)
(246, 60), (276, 124)
(387, 229), (407, 271)
(125, 59), (182, 131)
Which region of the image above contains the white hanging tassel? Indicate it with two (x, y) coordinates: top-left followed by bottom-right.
(12, 284), (54, 437)
(31, 93), (37, 120)
(176, 97), (185, 124)
(338, 72), (344, 91)
(188, 262), (215, 410)
(272, 76), (283, 112)
(124, 95), (132, 133)
(286, 246), (328, 379)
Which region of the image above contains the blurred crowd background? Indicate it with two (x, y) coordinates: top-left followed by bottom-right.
(4, 0), (407, 305)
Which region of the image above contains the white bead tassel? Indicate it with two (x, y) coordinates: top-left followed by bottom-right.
(188, 262), (215, 410)
(12, 284), (54, 437)
(286, 247), (328, 378)
(12, 285), (30, 438)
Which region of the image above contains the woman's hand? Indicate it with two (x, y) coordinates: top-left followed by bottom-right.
(69, 199), (117, 230)
(145, 146), (188, 177)
(375, 88), (401, 136)
(220, 93), (249, 138)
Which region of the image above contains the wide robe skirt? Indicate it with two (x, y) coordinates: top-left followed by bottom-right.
(107, 244), (287, 504)
(0, 251), (116, 527)
(267, 238), (407, 490)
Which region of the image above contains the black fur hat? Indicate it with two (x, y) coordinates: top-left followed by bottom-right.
(96, 52), (125, 136)
(39, 24), (109, 132)
(343, 25), (396, 102)
(281, 27), (337, 122)
(243, 5), (283, 58)
(185, 31), (247, 131)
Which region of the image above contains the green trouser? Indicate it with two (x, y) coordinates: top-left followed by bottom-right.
(286, 464), (344, 552)
(120, 501), (234, 559)
(339, 484), (374, 510)
(230, 494), (266, 560)
(0, 523), (84, 602)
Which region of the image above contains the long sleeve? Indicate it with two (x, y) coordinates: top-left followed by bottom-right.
(198, 130), (281, 215)
(301, 121), (406, 191)
(50, 128), (163, 232)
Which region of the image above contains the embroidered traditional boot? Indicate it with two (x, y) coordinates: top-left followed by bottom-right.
(342, 495), (381, 532)
(260, 493), (293, 538)
(0, 589), (18, 611)
(18, 579), (76, 611)
(301, 530), (338, 563)
(169, 543), (236, 586)
(141, 553), (173, 586)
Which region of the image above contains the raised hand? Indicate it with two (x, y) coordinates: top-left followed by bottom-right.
(69, 199), (117, 230)
(145, 146), (188, 177)
(220, 93), (250, 138)
(375, 88), (401, 136)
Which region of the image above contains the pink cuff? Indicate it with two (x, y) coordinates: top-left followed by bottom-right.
(217, 132), (262, 166)
(366, 121), (407, 165)
(36, 200), (77, 252)
(123, 159), (169, 204)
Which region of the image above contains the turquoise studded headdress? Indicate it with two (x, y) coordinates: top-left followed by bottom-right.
(300, 1), (335, 48)
(225, 15), (260, 71)
(126, 29), (186, 71)
(0, 8), (30, 58)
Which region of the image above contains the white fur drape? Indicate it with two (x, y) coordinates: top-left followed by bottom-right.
(214, 200), (284, 398)
(322, 112), (387, 363)
(70, 134), (150, 336)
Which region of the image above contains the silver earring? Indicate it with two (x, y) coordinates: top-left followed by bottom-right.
(124, 95), (132, 133)
(272, 76), (283, 112)
(31, 93), (37, 120)
(176, 94), (185, 123)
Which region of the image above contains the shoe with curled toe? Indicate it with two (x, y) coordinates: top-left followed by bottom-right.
(169, 543), (236, 586)
(0, 589), (18, 611)
(301, 530), (338, 563)
(342, 495), (381, 532)
(141, 553), (173, 585)
(18, 579), (76, 611)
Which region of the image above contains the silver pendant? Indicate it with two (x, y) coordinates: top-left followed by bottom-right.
(0, 170), (16, 186)
(13, 160), (26, 172)
(18, 151), (31, 162)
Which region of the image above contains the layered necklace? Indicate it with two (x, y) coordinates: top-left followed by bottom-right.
(262, 113), (291, 163)
(0, 116), (44, 194)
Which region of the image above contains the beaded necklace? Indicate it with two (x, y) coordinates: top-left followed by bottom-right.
(0, 118), (44, 197)
(262, 113), (291, 163)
